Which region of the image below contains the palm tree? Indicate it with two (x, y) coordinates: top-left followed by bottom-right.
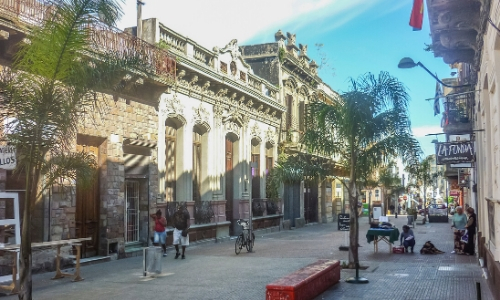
(303, 71), (421, 268)
(0, 1), (152, 298)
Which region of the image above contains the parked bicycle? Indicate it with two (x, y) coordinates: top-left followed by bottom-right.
(235, 219), (255, 255)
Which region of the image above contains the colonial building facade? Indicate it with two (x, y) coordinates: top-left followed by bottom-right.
(240, 30), (342, 227)
(139, 18), (286, 236)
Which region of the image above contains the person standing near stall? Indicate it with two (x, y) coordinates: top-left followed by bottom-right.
(451, 206), (467, 254)
(464, 207), (477, 256)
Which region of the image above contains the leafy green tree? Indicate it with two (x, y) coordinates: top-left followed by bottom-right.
(405, 154), (441, 219)
(377, 162), (402, 214)
(0, 0), (151, 298)
(303, 71), (421, 268)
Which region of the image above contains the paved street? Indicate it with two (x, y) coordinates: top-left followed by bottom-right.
(1, 215), (493, 300)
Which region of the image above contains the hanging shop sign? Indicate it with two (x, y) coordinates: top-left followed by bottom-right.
(0, 145), (16, 170)
(435, 141), (474, 165)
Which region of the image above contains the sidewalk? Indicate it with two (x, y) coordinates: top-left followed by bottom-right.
(0, 215), (493, 300)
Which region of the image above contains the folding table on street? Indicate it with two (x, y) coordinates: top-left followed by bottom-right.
(366, 228), (400, 253)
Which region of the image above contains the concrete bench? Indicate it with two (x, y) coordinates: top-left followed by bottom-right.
(266, 260), (340, 300)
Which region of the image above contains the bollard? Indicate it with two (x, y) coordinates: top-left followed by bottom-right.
(476, 282), (481, 300)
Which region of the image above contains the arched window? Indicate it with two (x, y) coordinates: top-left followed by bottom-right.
(286, 94), (293, 130)
(165, 119), (180, 202)
(299, 101), (306, 132)
(192, 128), (202, 202)
(251, 139), (260, 199)
(230, 61), (237, 76)
(265, 142), (274, 175)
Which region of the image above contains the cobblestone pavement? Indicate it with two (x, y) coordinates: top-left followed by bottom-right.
(1, 215), (493, 300)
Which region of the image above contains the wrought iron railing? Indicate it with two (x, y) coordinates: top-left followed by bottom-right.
(193, 201), (215, 225)
(252, 199), (266, 217)
(164, 201), (187, 226)
(0, 0), (176, 80)
(266, 201), (279, 215)
(443, 92), (473, 126)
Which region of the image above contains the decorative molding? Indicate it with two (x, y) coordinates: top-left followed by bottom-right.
(223, 105), (244, 126)
(213, 101), (224, 126)
(265, 128), (277, 145)
(160, 93), (186, 124)
(193, 104), (211, 132)
(250, 123), (261, 138)
(225, 121), (240, 138)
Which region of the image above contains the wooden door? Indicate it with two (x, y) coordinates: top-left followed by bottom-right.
(251, 153), (260, 199)
(225, 138), (234, 234)
(165, 125), (176, 202)
(303, 181), (318, 224)
(76, 145), (99, 258)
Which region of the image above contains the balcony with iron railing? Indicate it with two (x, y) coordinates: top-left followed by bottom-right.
(0, 0), (176, 82)
(441, 85), (474, 135)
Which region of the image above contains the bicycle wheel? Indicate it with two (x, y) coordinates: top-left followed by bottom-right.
(245, 233), (255, 252)
(235, 235), (243, 255)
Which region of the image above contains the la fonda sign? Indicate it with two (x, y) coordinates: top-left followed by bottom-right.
(0, 145), (16, 170)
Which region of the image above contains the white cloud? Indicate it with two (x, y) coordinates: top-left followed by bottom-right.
(412, 125), (443, 138)
(117, 0), (372, 49)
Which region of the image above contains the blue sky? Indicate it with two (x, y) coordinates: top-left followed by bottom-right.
(118, 0), (451, 157)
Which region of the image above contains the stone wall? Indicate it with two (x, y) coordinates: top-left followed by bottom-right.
(44, 94), (159, 258)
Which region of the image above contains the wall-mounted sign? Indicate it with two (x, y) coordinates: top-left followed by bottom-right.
(0, 146), (16, 170)
(435, 141), (474, 165)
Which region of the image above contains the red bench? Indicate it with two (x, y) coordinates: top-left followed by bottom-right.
(266, 260), (340, 300)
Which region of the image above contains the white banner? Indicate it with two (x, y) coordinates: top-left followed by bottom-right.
(0, 146), (16, 170)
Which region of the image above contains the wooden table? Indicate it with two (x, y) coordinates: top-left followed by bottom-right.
(0, 237), (91, 294)
(366, 228), (400, 253)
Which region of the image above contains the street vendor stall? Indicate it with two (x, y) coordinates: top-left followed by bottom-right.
(366, 227), (400, 253)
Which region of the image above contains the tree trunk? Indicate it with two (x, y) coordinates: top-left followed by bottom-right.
(347, 155), (358, 268)
(19, 164), (39, 300)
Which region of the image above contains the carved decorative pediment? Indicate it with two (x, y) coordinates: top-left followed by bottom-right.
(218, 39), (253, 71)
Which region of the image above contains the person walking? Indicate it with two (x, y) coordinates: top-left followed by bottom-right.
(173, 204), (190, 259)
(464, 207), (477, 256)
(400, 225), (415, 253)
(150, 209), (167, 257)
(451, 206), (467, 254)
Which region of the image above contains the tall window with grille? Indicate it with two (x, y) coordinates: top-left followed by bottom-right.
(286, 94), (293, 130)
(193, 130), (202, 202)
(299, 101), (306, 132)
(165, 122), (177, 202)
(251, 141), (260, 199)
(265, 144), (273, 175)
(125, 181), (139, 243)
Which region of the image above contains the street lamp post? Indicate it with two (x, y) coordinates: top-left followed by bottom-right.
(397, 57), (472, 88)
(368, 191), (372, 224)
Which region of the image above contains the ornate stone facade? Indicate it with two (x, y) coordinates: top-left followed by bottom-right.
(240, 31), (341, 227)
